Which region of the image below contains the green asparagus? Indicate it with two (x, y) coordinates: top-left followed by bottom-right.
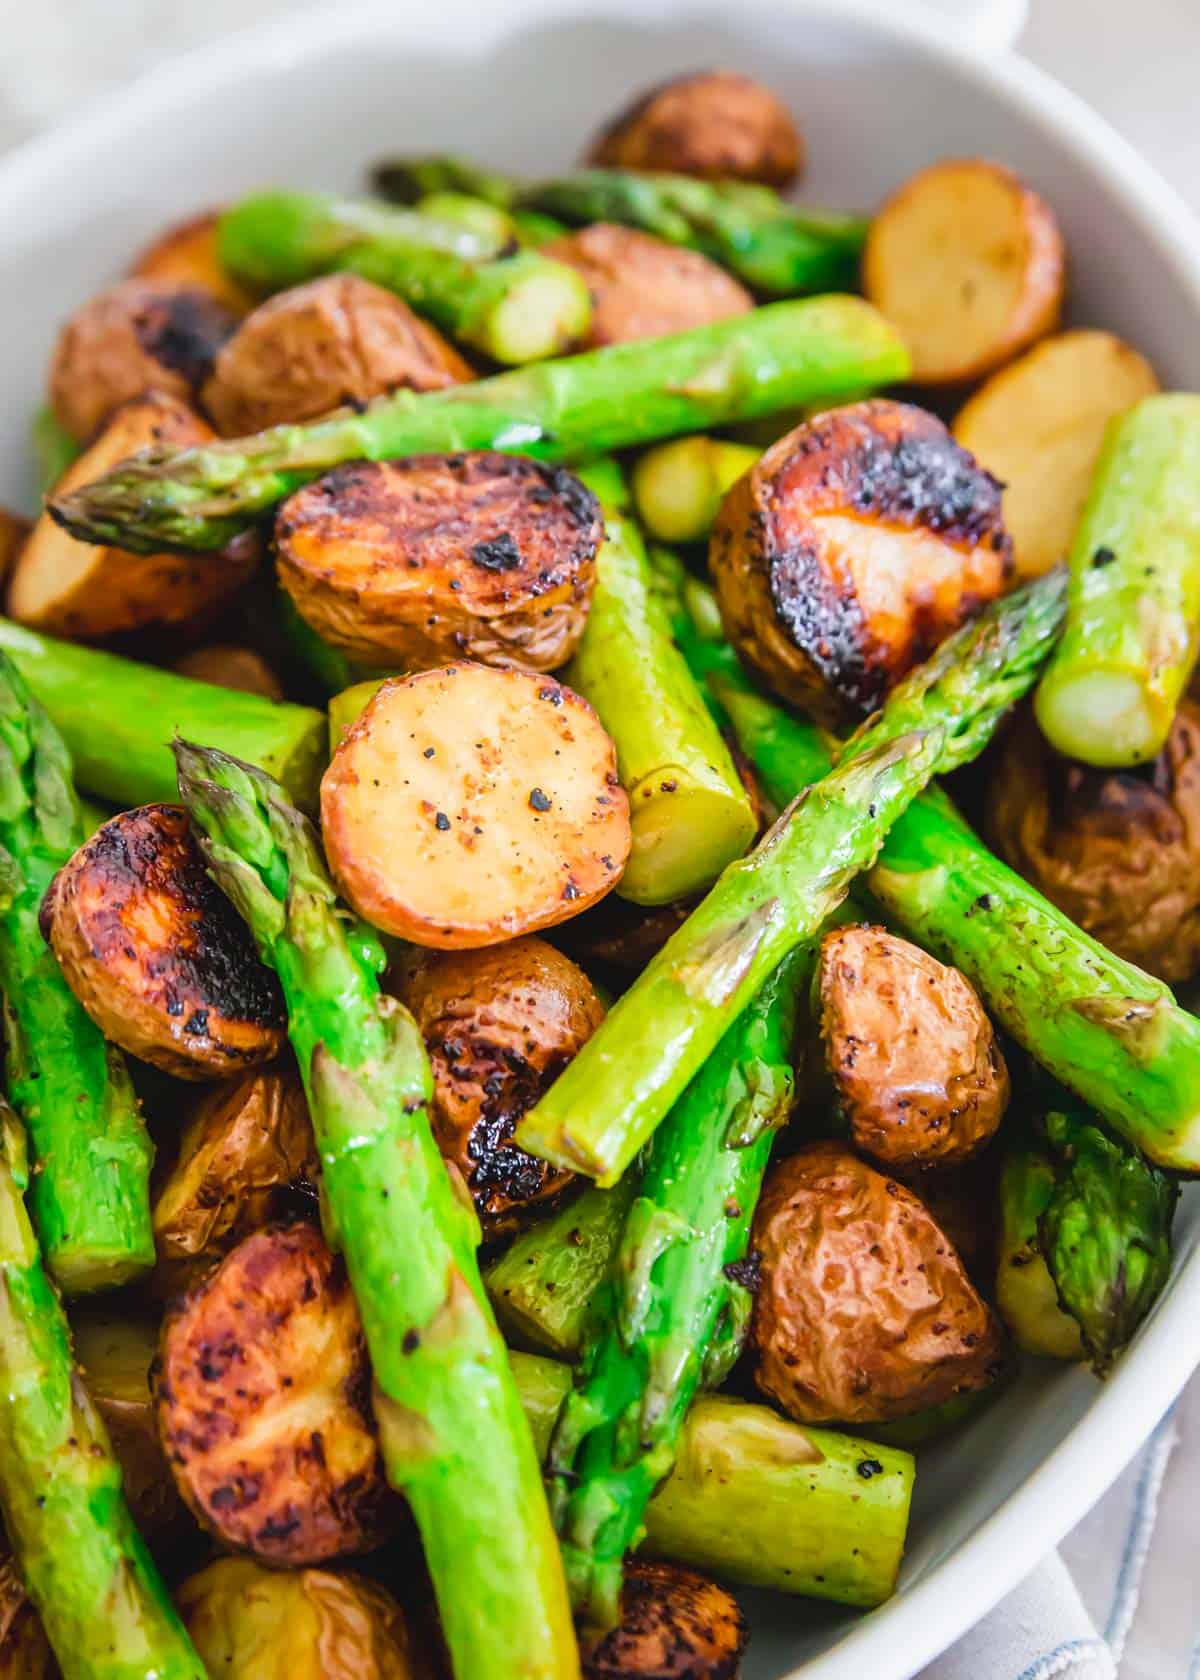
(631, 436), (759, 545)
(414, 190), (519, 248)
(175, 742), (578, 1680)
(50, 297), (910, 554)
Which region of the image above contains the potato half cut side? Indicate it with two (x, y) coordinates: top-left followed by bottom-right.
(580, 1559), (747, 1680)
(41, 803), (286, 1079)
(863, 158), (1066, 385)
(710, 399), (1012, 722)
(954, 329), (1159, 579)
(587, 69), (803, 188)
(130, 210), (255, 315)
(173, 644), (284, 699)
(543, 224), (751, 348)
(321, 664), (631, 948)
(157, 1223), (394, 1565)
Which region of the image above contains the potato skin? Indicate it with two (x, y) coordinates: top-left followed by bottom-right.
(543, 224), (751, 349)
(173, 644), (284, 699)
(130, 210), (255, 315)
(710, 400), (1012, 722)
(157, 1223), (393, 1565)
(817, 924), (1008, 1169)
(580, 1560), (746, 1680)
(987, 703), (1200, 983)
(588, 70), (802, 188)
(750, 1143), (1004, 1424)
(41, 804), (286, 1080)
(276, 453), (601, 672)
(203, 275), (472, 435)
(398, 937), (604, 1232)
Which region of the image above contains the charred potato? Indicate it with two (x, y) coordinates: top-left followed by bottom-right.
(321, 665), (631, 947)
(152, 1066), (319, 1294)
(587, 70), (802, 188)
(543, 225), (751, 348)
(750, 1143), (1005, 1424)
(173, 644), (285, 699)
(987, 704), (1200, 983)
(398, 937), (605, 1231)
(41, 804), (286, 1079)
(580, 1560), (746, 1680)
(203, 275), (472, 435)
(816, 924), (1009, 1169)
(710, 400), (1012, 722)
(0, 1550), (53, 1680)
(157, 1222), (393, 1564)
(8, 393), (256, 639)
(130, 209), (255, 315)
(48, 278), (237, 443)
(276, 454), (601, 672)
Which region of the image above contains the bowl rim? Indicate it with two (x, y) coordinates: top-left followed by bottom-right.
(2, 4), (1199, 1677)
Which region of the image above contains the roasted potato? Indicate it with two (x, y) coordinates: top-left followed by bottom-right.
(553, 893), (695, 974)
(158, 1222), (393, 1564)
(48, 278), (237, 443)
(398, 937), (605, 1231)
(987, 704), (1200, 983)
(710, 400), (1012, 722)
(587, 70), (802, 187)
(9, 393), (257, 639)
(0, 509), (29, 593)
(173, 644), (285, 699)
(152, 1066), (319, 1293)
(580, 1560), (746, 1680)
(750, 1143), (1005, 1424)
(130, 209), (255, 315)
(41, 804), (286, 1079)
(863, 158), (1066, 386)
(816, 924), (1009, 1169)
(954, 330), (1159, 580)
(542, 225), (751, 349)
(0, 1550), (53, 1680)
(275, 453), (601, 671)
(203, 275), (472, 436)
(321, 665), (631, 947)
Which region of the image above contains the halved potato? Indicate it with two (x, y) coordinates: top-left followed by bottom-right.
(321, 664), (631, 946)
(954, 329), (1160, 579)
(203, 275), (473, 436)
(157, 1222), (393, 1564)
(276, 453), (601, 672)
(9, 393), (256, 639)
(710, 399), (1012, 722)
(174, 644), (285, 699)
(863, 159), (1066, 385)
(579, 1559), (746, 1679)
(587, 69), (802, 187)
(130, 210), (255, 315)
(41, 803), (286, 1079)
(543, 224), (751, 348)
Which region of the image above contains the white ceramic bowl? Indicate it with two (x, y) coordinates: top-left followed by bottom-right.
(2, 4), (1199, 1675)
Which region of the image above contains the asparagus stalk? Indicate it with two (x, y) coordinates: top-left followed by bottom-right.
(0, 655), (153, 1293)
(50, 298), (910, 554)
(218, 190), (591, 365)
(1035, 394), (1200, 766)
(631, 437), (759, 545)
(414, 191), (520, 249)
(0, 1101), (204, 1679)
(517, 569), (1067, 1185)
(175, 742), (578, 1680)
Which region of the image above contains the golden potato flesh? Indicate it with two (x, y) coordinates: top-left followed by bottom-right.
(48, 278), (237, 443)
(321, 665), (631, 947)
(542, 224), (751, 349)
(398, 937), (604, 1231)
(152, 1066), (319, 1294)
(158, 1223), (393, 1565)
(41, 804), (286, 1080)
(130, 210), (254, 315)
(276, 453), (601, 672)
(203, 274), (473, 435)
(750, 1143), (1004, 1424)
(9, 393), (256, 640)
(580, 1560), (746, 1679)
(173, 644), (284, 699)
(987, 703), (1200, 983)
(0, 1550), (53, 1680)
(817, 924), (1009, 1169)
(710, 400), (1012, 723)
(587, 70), (802, 187)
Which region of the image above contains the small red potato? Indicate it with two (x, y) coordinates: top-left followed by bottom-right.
(173, 644), (285, 699)
(131, 210), (256, 315)
(543, 224), (751, 348)
(588, 70), (803, 188)
(580, 1559), (747, 1679)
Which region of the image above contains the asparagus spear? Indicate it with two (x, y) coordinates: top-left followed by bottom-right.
(0, 655), (153, 1293)
(50, 297), (909, 554)
(174, 742), (578, 1680)
(414, 190), (520, 249)
(517, 569), (1067, 1185)
(631, 437), (759, 545)
(0, 1101), (204, 1679)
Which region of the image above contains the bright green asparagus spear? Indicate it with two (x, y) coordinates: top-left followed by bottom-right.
(0, 655), (153, 1293)
(50, 298), (909, 554)
(174, 742), (578, 1680)
(1035, 394), (1200, 767)
(0, 1102), (204, 1679)
(631, 437), (759, 545)
(218, 190), (591, 365)
(414, 191), (519, 248)
(517, 569), (1067, 1185)
(31, 406), (80, 494)
(996, 1144), (1086, 1362)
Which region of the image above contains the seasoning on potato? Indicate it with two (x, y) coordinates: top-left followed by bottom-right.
(41, 803), (286, 1079)
(579, 1559), (747, 1679)
(320, 664), (631, 946)
(710, 399), (1012, 722)
(587, 69), (803, 188)
(173, 644), (285, 700)
(131, 209), (257, 315)
(542, 224), (751, 348)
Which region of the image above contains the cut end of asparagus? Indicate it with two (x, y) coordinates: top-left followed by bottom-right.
(48, 1239), (156, 1297)
(481, 257), (592, 362)
(631, 437), (759, 545)
(1034, 666), (1164, 768)
(618, 775), (758, 906)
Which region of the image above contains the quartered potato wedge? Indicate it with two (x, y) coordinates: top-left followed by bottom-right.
(587, 69), (803, 188)
(543, 224), (751, 348)
(131, 210), (256, 315)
